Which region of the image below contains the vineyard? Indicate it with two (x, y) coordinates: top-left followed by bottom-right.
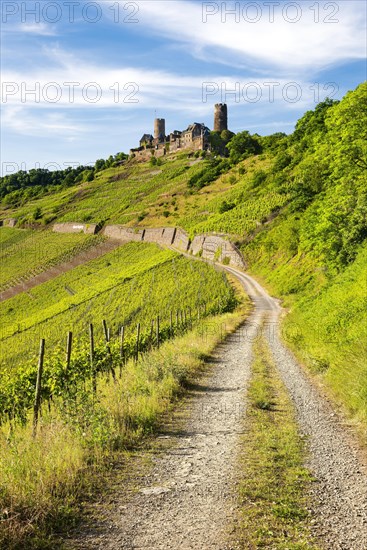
(0, 235), (243, 548)
(0, 241), (237, 425)
(0, 227), (102, 291)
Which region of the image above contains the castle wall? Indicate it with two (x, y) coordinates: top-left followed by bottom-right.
(130, 149), (153, 162)
(53, 222), (98, 234)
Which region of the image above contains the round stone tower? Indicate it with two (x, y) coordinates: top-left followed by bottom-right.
(214, 103), (228, 132)
(154, 118), (166, 140)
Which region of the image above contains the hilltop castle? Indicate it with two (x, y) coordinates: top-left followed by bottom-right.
(130, 104), (228, 160)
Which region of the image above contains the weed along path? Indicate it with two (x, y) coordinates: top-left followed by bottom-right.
(224, 266), (367, 549)
(68, 300), (262, 549)
(66, 264), (367, 550)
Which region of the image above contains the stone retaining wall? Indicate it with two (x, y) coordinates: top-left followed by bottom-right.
(103, 224), (245, 268)
(198, 235), (244, 268)
(173, 228), (190, 252)
(103, 226), (144, 241)
(53, 223), (98, 235)
(3, 218), (18, 228)
(144, 227), (176, 246)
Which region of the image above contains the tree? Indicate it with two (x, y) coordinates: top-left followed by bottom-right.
(226, 131), (261, 164)
(324, 82), (367, 175)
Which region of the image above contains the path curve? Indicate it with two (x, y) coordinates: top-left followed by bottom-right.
(67, 264), (367, 549)
(225, 266), (367, 550)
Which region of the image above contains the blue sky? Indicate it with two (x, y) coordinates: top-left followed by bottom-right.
(1, 0), (366, 174)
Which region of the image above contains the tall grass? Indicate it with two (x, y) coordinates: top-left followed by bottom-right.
(0, 305), (248, 549)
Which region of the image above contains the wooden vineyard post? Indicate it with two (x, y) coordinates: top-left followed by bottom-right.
(102, 319), (115, 381)
(65, 331), (73, 370)
(170, 311), (173, 336)
(33, 338), (45, 437)
(176, 310), (179, 330)
(135, 323), (140, 361)
(150, 319), (154, 348)
(102, 320), (110, 354)
(89, 324), (96, 394)
(156, 315), (160, 349)
(119, 326), (125, 377)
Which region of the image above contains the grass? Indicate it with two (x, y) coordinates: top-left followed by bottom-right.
(238, 330), (318, 549)
(0, 227), (101, 290)
(248, 230), (367, 434)
(0, 304), (248, 549)
(0, 239), (235, 363)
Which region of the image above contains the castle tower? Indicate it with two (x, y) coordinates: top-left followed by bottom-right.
(154, 118), (166, 140)
(214, 104), (228, 132)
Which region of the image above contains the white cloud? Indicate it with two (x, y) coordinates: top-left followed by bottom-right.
(1, 46), (328, 120)
(2, 22), (57, 36)
(110, 0), (366, 74)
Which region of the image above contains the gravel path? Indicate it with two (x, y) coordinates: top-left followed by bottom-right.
(67, 264), (367, 549)
(69, 305), (264, 549)
(225, 266), (367, 550)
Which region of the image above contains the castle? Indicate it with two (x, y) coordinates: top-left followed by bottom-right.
(130, 104), (228, 160)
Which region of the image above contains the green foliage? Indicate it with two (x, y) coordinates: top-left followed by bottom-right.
(0, 242), (237, 423)
(226, 131), (262, 164)
(208, 130), (234, 155)
(0, 165), (93, 206)
(259, 132), (288, 154)
(188, 158), (230, 190)
(33, 207), (42, 220)
(218, 200), (235, 214)
(94, 152), (128, 173)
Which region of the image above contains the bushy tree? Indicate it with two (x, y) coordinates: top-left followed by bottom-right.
(226, 131), (262, 164)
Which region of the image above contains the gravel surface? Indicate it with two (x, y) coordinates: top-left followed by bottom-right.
(67, 265), (367, 549)
(69, 305), (264, 549)
(225, 266), (367, 550)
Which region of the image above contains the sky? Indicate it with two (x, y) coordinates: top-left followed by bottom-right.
(1, 0), (366, 175)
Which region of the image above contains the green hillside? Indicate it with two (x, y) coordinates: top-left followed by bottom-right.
(2, 84), (365, 424)
(0, 82), (366, 547)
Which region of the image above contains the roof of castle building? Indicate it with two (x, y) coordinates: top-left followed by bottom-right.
(183, 122), (210, 134)
(140, 134), (154, 142)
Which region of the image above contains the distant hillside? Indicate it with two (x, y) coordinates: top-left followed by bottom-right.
(1, 82), (366, 424)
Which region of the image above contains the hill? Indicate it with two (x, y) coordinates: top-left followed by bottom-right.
(0, 82), (366, 547)
(1, 83), (366, 424)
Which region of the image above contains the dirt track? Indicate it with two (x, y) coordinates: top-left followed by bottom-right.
(66, 265), (367, 549)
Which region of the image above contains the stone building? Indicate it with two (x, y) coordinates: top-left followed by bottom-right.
(214, 103), (228, 133)
(131, 104), (227, 159)
(139, 134), (153, 147)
